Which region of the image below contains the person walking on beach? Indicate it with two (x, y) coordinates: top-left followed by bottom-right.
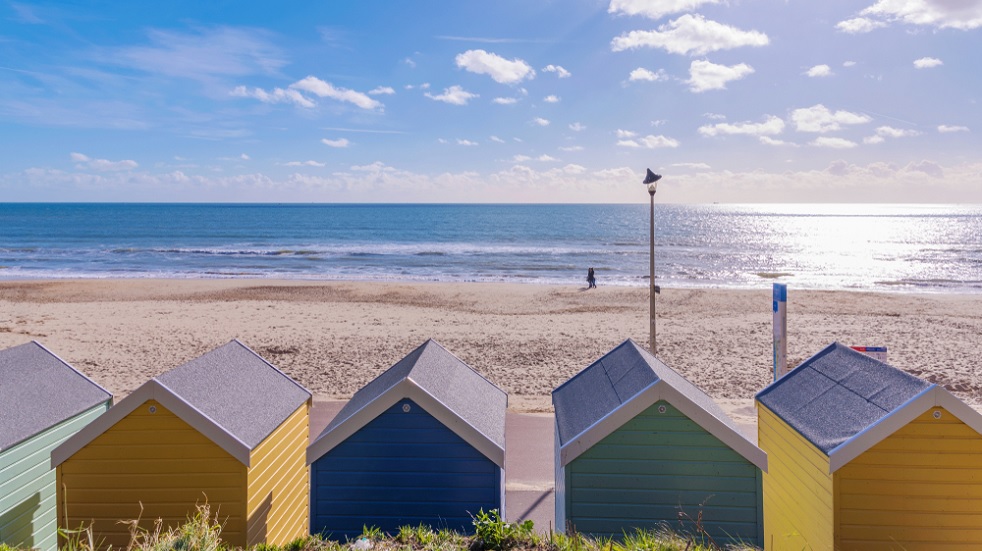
(587, 267), (597, 288)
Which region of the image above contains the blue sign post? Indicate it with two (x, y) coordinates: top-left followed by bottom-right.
(773, 283), (787, 381)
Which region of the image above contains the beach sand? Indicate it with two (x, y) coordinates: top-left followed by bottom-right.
(2, 279), (981, 423)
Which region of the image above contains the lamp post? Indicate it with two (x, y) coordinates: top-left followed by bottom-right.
(643, 169), (662, 355)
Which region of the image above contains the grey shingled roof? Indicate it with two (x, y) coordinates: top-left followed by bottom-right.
(553, 339), (744, 446)
(156, 340), (311, 449)
(319, 339), (506, 449)
(0, 341), (111, 452)
(756, 342), (931, 454)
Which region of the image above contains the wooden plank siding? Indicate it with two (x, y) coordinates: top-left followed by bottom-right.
(246, 402), (310, 547)
(1, 404), (107, 551)
(757, 404), (834, 551)
(311, 399), (501, 540)
(57, 400), (248, 549)
(564, 401), (762, 546)
(835, 407), (982, 550)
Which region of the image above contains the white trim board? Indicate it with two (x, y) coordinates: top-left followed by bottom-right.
(307, 378), (505, 468)
(828, 385), (982, 473)
(51, 379), (253, 468)
(558, 379), (767, 471)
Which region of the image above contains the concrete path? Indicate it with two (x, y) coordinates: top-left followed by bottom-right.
(310, 401), (557, 533)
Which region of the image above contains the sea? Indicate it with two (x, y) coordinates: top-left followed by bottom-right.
(1, 203), (980, 293)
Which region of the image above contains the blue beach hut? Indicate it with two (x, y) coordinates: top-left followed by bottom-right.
(307, 339), (507, 540)
(0, 341), (111, 551)
(553, 339), (766, 546)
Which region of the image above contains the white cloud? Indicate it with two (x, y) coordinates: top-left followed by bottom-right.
(537, 155), (559, 162)
(542, 64), (571, 78)
(608, 0), (722, 20)
(913, 57), (943, 69)
(14, 158), (981, 203)
(618, 135), (680, 148)
(672, 162), (712, 170)
(791, 104), (872, 132)
(240, 153), (250, 160)
(905, 159), (944, 177)
(864, 135), (885, 145)
(369, 86), (395, 95)
(698, 115), (785, 137)
(616, 129), (637, 138)
(284, 160), (326, 167)
(490, 135), (506, 143)
(532, 117), (550, 126)
(457, 139), (479, 146)
(321, 138), (350, 148)
(835, 17), (887, 33)
(806, 64), (833, 77)
(611, 14), (769, 56)
(569, 122), (586, 131)
(759, 136), (798, 147)
(811, 136), (858, 148)
(843, 61), (857, 67)
(687, 60), (754, 92)
(512, 155), (531, 162)
(629, 67), (669, 81)
(544, 95), (560, 103)
(492, 97), (519, 105)
(861, 0), (982, 30)
(230, 85), (315, 108)
(938, 125), (970, 133)
(290, 76), (382, 110)
(455, 49), (535, 84)
(875, 126), (921, 138)
(114, 27), (287, 81)
(559, 145), (584, 152)
(70, 152), (138, 171)
(425, 85), (478, 105)
(703, 112), (726, 120)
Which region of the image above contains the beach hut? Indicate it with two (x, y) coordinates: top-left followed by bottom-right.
(307, 339), (506, 540)
(1, 342), (111, 551)
(51, 340), (311, 549)
(756, 342), (982, 550)
(553, 339), (766, 546)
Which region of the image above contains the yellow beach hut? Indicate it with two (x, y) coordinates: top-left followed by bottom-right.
(756, 342), (982, 550)
(1, 342), (111, 551)
(51, 340), (311, 549)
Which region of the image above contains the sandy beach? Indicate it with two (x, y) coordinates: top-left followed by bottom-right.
(2, 279), (981, 421)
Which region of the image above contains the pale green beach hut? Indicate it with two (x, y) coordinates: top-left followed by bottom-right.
(0, 341), (111, 551)
(553, 339), (766, 546)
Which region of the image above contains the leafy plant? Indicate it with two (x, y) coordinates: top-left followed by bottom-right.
(470, 509), (535, 551)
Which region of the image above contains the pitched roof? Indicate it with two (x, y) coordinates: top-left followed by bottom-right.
(0, 341), (112, 452)
(156, 339), (311, 449)
(756, 342), (932, 456)
(552, 339), (766, 469)
(52, 340), (310, 467)
(308, 339), (507, 467)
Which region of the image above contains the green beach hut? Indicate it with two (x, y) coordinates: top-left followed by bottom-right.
(553, 339), (766, 545)
(0, 341), (111, 551)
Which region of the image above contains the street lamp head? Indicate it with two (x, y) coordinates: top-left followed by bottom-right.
(643, 168), (661, 195)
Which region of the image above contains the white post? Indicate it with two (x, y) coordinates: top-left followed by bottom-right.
(773, 283), (787, 381)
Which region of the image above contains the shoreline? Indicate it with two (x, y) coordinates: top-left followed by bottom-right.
(1, 274), (973, 296)
(2, 278), (981, 416)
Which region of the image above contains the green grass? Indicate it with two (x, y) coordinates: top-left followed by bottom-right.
(13, 507), (759, 551)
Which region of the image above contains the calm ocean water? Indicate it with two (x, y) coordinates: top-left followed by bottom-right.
(1, 203), (980, 293)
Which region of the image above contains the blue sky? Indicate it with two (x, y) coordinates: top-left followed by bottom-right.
(1, 0), (980, 203)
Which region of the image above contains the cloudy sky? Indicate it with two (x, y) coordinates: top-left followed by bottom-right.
(2, 0), (980, 203)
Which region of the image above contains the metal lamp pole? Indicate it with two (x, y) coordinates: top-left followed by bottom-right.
(643, 169), (662, 355)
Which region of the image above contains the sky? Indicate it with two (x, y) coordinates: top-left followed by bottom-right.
(1, 0), (980, 203)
